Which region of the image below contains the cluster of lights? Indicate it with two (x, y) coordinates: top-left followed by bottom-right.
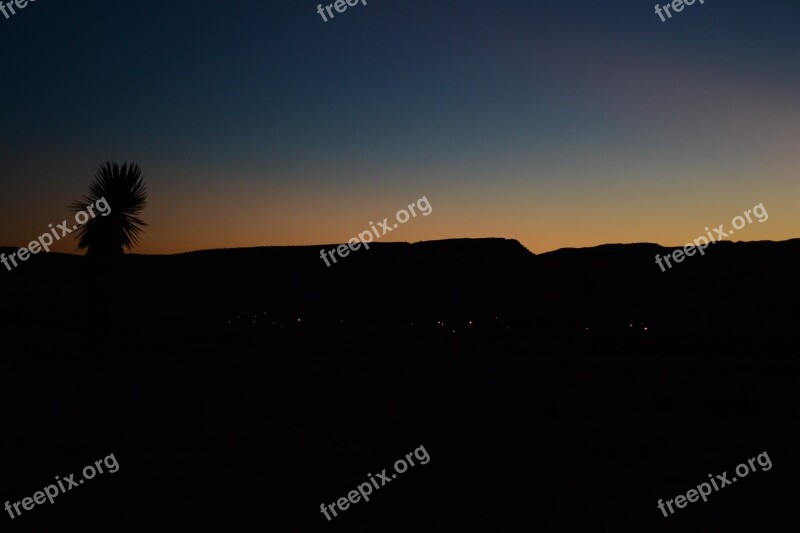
(584, 322), (651, 332)
(227, 315), (655, 335)
(227, 312), (304, 329)
(226, 315), (519, 333)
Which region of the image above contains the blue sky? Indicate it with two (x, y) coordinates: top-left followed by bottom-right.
(2, 0), (799, 253)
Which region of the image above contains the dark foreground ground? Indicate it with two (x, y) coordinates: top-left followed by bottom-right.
(1, 336), (796, 531)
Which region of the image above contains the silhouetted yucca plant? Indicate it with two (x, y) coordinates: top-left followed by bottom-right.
(70, 161), (147, 257)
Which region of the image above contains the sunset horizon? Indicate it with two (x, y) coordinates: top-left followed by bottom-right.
(2, 1), (798, 530)
(3, 1), (799, 257)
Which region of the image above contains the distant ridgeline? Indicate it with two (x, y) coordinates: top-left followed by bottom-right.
(1, 238), (797, 355)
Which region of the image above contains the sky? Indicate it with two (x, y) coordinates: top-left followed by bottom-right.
(1, 0), (799, 255)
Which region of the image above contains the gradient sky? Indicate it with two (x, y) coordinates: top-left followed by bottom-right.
(1, 0), (799, 254)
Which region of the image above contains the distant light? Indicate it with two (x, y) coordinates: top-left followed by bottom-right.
(644, 327), (649, 331)
(469, 321), (473, 325)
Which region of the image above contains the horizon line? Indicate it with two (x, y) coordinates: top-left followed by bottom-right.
(2, 236), (799, 259)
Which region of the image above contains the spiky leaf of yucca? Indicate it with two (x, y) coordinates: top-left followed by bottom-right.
(70, 161), (148, 257)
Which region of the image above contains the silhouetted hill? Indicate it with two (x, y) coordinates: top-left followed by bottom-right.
(2, 240), (798, 532)
(1, 238), (797, 355)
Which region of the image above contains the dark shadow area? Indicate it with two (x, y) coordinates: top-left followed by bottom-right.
(0, 238), (797, 530)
